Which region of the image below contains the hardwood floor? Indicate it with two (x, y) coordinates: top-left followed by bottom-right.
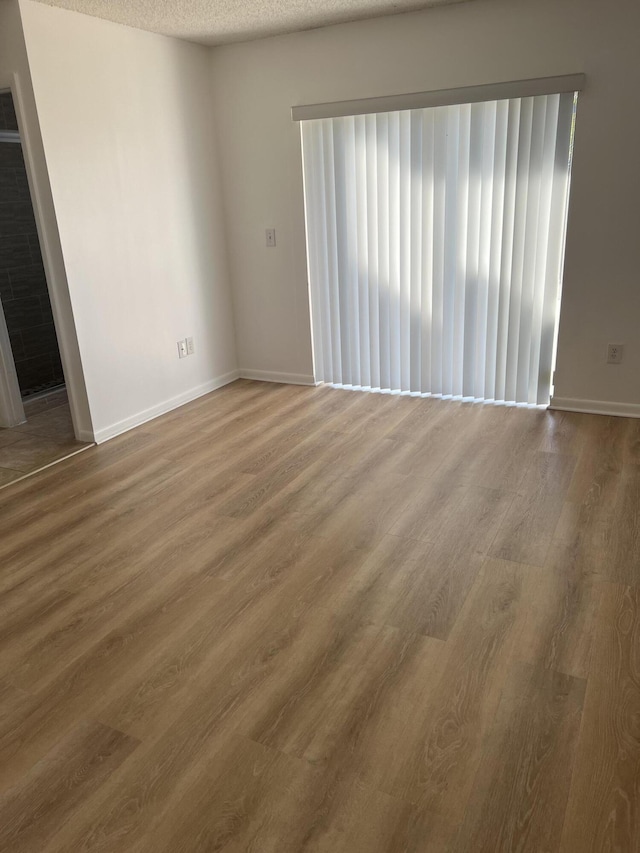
(0, 379), (638, 852)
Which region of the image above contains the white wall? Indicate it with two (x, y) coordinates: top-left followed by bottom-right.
(0, 0), (93, 438)
(210, 0), (640, 412)
(19, 0), (238, 441)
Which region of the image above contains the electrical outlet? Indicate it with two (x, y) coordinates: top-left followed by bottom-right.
(266, 228), (276, 248)
(177, 339), (188, 359)
(186, 336), (195, 356)
(607, 343), (624, 364)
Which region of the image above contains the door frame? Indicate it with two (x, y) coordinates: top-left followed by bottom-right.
(0, 96), (27, 426)
(0, 292), (25, 427)
(0, 71), (93, 439)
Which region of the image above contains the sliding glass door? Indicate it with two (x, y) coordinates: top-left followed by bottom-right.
(300, 91), (576, 406)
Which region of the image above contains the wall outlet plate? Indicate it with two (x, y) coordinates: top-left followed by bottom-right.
(186, 336), (195, 355)
(607, 343), (624, 364)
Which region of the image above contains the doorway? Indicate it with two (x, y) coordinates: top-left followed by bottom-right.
(0, 90), (88, 487)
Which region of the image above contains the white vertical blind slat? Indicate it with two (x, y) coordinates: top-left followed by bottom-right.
(301, 122), (324, 381)
(528, 95), (559, 404)
(454, 103), (471, 398)
(476, 100), (497, 400)
(442, 106), (459, 397)
(301, 91), (575, 405)
(409, 111), (423, 393)
(484, 99), (508, 402)
(494, 99), (520, 403)
(539, 92), (575, 404)
(505, 96), (533, 404)
(388, 112), (401, 391)
(354, 115), (370, 389)
(365, 114), (380, 391)
(399, 111), (412, 393)
(517, 95), (547, 403)
(464, 102), (484, 399)
(342, 118), (360, 386)
(420, 109), (435, 395)
(431, 107), (447, 395)
(321, 121), (342, 384)
(332, 121), (352, 385)
(376, 115), (391, 391)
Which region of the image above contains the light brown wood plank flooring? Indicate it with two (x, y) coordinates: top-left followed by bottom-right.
(0, 379), (639, 852)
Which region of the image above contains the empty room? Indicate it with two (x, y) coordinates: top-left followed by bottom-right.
(0, 0), (638, 850)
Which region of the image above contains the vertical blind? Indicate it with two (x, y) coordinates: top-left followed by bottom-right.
(300, 92), (576, 406)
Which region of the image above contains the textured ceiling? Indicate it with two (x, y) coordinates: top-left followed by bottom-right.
(32, 0), (470, 46)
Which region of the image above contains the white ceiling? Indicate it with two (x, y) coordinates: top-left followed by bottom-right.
(32, 0), (471, 46)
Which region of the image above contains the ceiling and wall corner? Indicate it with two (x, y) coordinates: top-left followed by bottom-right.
(29, 0), (472, 45)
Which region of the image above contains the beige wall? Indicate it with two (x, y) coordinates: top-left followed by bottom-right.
(210, 0), (640, 411)
(19, 0), (238, 440)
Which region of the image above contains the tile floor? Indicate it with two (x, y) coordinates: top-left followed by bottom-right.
(0, 388), (91, 487)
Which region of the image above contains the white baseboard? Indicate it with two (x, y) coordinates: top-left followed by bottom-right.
(92, 370), (241, 444)
(239, 368), (317, 386)
(550, 395), (640, 419)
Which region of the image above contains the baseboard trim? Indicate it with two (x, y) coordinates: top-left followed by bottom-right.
(239, 369), (317, 386)
(92, 370), (241, 444)
(550, 396), (640, 419)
